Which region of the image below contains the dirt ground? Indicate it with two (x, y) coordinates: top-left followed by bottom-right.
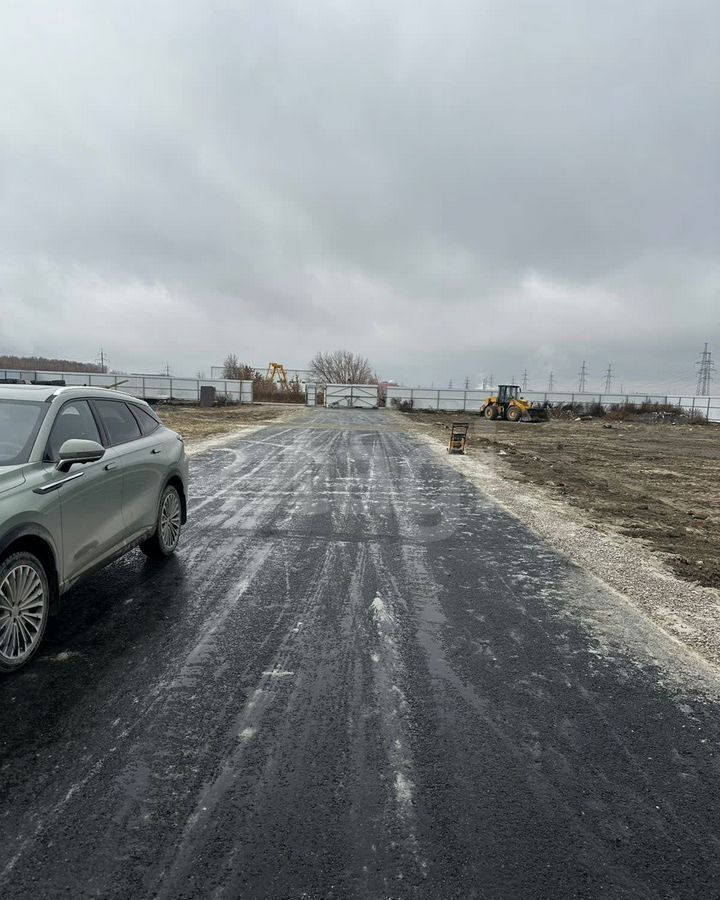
(153, 403), (298, 442)
(401, 411), (720, 590)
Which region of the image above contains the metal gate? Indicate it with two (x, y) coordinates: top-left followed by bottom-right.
(324, 384), (379, 409)
(305, 383), (318, 406)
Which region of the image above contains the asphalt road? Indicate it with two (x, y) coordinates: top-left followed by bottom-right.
(2, 408), (720, 899)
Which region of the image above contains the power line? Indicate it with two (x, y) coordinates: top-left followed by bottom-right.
(603, 363), (613, 393)
(696, 342), (714, 396)
(578, 360), (588, 393)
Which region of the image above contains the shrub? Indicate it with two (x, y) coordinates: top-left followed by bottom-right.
(391, 398), (414, 412)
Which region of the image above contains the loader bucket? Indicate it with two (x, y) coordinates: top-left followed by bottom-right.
(524, 406), (550, 422)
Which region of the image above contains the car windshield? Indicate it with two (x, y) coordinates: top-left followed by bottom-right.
(0, 400), (48, 466)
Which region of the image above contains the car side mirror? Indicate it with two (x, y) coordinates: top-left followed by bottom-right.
(57, 439), (105, 472)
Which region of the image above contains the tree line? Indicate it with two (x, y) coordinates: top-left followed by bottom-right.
(0, 355), (105, 373)
(222, 350), (376, 386)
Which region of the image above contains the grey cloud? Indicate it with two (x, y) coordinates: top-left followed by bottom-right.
(0, 0), (718, 390)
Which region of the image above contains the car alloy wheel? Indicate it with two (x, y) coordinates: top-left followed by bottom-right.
(0, 562), (47, 666)
(159, 488), (182, 552)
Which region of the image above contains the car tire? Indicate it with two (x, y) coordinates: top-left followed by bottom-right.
(141, 484), (183, 558)
(0, 551), (50, 673)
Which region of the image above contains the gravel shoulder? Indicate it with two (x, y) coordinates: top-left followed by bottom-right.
(397, 410), (720, 672)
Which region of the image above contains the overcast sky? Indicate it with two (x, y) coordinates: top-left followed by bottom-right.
(1, 0), (718, 392)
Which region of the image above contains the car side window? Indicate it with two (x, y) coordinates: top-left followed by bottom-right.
(129, 405), (160, 435)
(94, 400), (142, 446)
(45, 401), (102, 461)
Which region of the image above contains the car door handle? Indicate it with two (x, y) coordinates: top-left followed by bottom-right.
(151, 448), (162, 454)
(104, 462), (118, 471)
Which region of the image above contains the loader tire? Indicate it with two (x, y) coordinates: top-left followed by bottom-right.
(484, 405), (498, 420)
(507, 405), (522, 422)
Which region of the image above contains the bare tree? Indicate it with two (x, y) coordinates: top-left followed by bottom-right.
(309, 350), (376, 385)
(223, 354), (257, 381)
(239, 364), (258, 381)
(223, 353), (240, 379)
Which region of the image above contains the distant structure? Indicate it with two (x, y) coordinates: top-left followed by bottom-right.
(696, 342), (714, 395)
(578, 361), (588, 393)
(548, 371), (555, 392)
(521, 370), (528, 392)
(603, 363), (613, 393)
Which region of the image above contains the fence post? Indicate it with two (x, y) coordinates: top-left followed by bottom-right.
(142, 376), (146, 399)
(571, 393), (575, 403)
(437, 390), (440, 410)
(169, 378), (173, 400)
(691, 397), (696, 415)
(707, 398), (711, 421)
(463, 390), (467, 411)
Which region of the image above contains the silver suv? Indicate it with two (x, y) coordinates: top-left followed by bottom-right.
(0, 385), (189, 673)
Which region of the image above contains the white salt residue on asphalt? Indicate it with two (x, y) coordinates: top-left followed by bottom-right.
(170, 541), (274, 687)
(184, 407), (308, 457)
(395, 771), (414, 804)
(369, 595), (395, 626)
(41, 650), (83, 663)
(366, 588), (419, 820)
(189, 427), (300, 516)
(185, 423), (271, 457)
(154, 542), (339, 899)
(414, 430), (720, 699)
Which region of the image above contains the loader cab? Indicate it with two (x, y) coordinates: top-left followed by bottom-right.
(497, 385), (520, 404)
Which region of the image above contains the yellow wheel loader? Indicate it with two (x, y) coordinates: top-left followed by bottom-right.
(480, 385), (550, 423)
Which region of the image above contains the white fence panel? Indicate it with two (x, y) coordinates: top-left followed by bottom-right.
(325, 384), (379, 408)
(385, 386), (720, 421)
(0, 369), (253, 404)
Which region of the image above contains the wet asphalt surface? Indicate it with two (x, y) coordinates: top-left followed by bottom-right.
(2, 408), (720, 899)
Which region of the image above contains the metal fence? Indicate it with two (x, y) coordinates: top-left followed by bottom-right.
(325, 384), (379, 409)
(385, 386), (720, 421)
(0, 369), (254, 404)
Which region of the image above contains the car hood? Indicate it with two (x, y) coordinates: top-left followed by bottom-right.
(0, 465), (27, 494)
